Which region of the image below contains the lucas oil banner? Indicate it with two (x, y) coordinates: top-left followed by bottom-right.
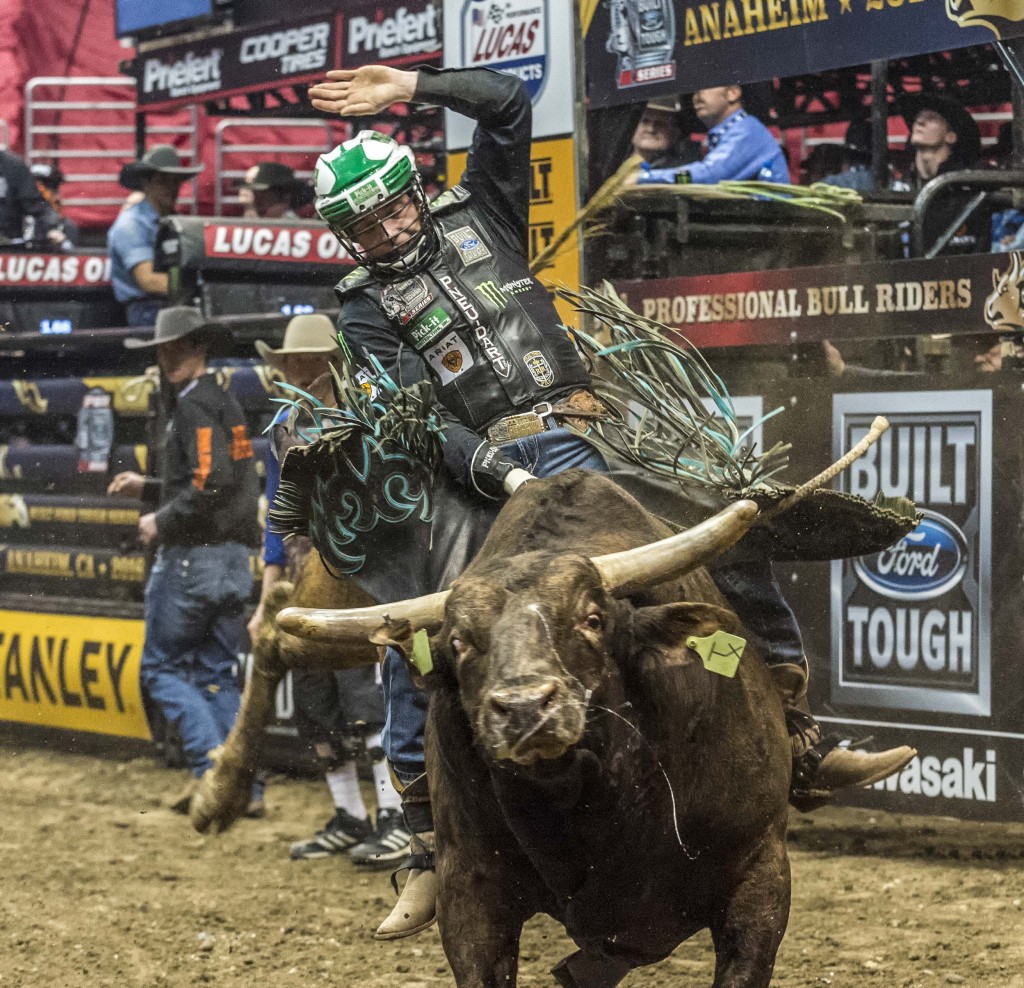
(584, 0), (1024, 108)
(831, 391), (991, 717)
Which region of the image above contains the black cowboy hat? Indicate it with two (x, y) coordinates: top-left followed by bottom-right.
(240, 161), (302, 191)
(123, 306), (223, 350)
(119, 145), (204, 192)
(898, 92), (982, 166)
(30, 163), (64, 190)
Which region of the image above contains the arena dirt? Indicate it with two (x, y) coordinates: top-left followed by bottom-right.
(2, 737), (1024, 988)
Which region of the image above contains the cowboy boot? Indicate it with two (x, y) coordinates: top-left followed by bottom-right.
(770, 663), (916, 813)
(374, 773), (438, 940)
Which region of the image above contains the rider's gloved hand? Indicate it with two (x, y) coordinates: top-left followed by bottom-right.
(471, 443), (535, 498)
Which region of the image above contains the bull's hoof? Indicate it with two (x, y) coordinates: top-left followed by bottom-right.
(188, 747), (256, 835)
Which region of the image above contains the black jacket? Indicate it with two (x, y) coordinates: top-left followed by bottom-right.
(335, 67), (591, 486)
(145, 373), (260, 548)
(0, 150), (54, 243)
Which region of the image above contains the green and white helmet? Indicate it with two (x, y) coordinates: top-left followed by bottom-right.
(314, 130), (434, 275)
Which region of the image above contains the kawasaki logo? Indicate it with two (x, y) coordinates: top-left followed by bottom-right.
(873, 746), (996, 802)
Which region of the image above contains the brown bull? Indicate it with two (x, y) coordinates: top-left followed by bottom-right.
(189, 552), (376, 834)
(279, 471), (794, 988)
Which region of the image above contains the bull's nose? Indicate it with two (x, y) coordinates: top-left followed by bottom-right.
(486, 680), (560, 732)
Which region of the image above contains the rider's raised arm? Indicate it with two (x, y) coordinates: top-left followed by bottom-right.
(412, 67), (532, 255)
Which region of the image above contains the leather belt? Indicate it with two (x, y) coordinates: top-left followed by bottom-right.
(486, 399), (604, 444)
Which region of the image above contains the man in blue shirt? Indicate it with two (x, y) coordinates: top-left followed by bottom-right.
(637, 85), (789, 186)
(107, 145), (203, 327)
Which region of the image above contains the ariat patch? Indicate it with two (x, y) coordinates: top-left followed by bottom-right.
(381, 275), (433, 325)
(424, 332), (474, 385)
(408, 305), (452, 348)
(523, 350), (554, 387)
(445, 226), (492, 266)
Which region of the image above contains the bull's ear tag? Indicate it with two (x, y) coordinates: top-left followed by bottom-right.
(412, 629), (433, 676)
(686, 631), (745, 678)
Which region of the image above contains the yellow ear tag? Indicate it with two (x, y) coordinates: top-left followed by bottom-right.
(411, 629), (433, 676)
(686, 631), (745, 678)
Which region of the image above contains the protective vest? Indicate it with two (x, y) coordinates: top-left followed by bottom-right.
(335, 186), (591, 433)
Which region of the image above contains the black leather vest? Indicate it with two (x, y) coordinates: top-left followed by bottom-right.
(336, 187), (591, 433)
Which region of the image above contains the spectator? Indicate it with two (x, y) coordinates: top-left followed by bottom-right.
(107, 306), (263, 816)
(239, 165), (260, 218)
(637, 85), (789, 185)
(894, 93), (987, 254)
(630, 96), (700, 171)
(250, 314), (409, 863)
(107, 145), (203, 328)
(239, 163), (303, 220)
(31, 163), (79, 248)
(820, 118), (875, 191)
(800, 143), (849, 186)
(0, 148), (56, 245)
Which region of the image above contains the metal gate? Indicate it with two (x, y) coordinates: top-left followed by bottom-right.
(213, 117), (348, 215)
(24, 76), (200, 213)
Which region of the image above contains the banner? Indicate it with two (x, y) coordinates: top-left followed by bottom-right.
(202, 223), (353, 266)
(341, 0), (443, 68)
(0, 545), (147, 586)
(585, 0), (1024, 107)
(0, 494), (141, 543)
(615, 250), (1024, 348)
(443, 0), (576, 149)
(0, 609), (149, 739)
(831, 390), (991, 716)
(0, 253), (111, 288)
(131, 15), (341, 109)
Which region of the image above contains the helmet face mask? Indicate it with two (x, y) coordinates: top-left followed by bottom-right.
(315, 131), (437, 277)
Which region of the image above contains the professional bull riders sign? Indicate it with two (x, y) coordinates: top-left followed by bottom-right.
(615, 251), (1024, 347)
(584, 0), (1024, 107)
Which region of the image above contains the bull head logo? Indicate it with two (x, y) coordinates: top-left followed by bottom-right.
(984, 252), (1024, 333)
(12, 381), (48, 414)
(946, 0), (1024, 37)
(0, 494), (29, 528)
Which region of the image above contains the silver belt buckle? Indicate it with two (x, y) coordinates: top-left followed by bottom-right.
(487, 412), (541, 443)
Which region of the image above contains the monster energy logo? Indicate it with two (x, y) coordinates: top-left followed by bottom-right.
(477, 280), (509, 308)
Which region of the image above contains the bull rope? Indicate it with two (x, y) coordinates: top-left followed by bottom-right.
(760, 415), (890, 521)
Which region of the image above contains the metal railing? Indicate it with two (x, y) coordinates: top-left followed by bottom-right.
(213, 117), (344, 215)
(911, 169), (1024, 257)
(24, 77), (200, 213)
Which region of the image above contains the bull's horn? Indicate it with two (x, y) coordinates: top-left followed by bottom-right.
(276, 590), (450, 644)
(592, 500), (759, 597)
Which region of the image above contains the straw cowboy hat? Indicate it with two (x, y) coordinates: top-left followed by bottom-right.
(124, 306), (220, 349)
(255, 314), (339, 372)
(119, 145), (204, 191)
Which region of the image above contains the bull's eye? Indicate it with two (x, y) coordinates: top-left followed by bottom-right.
(583, 613), (604, 632)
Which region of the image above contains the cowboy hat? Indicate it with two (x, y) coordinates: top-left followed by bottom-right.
(241, 162), (302, 191)
(898, 92), (982, 166)
(255, 314), (339, 371)
(119, 145), (205, 191)
(124, 306), (220, 349)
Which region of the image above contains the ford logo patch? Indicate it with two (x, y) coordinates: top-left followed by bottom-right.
(460, 238), (480, 250)
(853, 509), (969, 601)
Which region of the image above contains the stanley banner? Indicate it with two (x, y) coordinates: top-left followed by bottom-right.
(585, 0), (1024, 107)
(615, 250), (1024, 348)
(0, 609), (149, 739)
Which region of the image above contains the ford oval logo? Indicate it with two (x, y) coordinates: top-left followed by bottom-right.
(853, 509), (969, 601)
